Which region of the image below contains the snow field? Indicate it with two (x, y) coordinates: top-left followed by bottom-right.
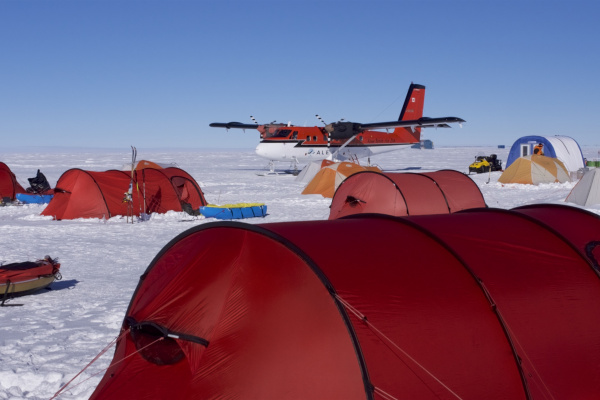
(0, 146), (598, 399)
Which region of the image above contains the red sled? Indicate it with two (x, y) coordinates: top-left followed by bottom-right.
(1, 256), (61, 306)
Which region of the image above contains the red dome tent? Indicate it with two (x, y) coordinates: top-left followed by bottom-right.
(329, 170), (486, 219)
(42, 167), (206, 220)
(90, 204), (600, 400)
(0, 162), (26, 201)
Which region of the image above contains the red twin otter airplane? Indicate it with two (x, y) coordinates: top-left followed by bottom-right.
(210, 83), (465, 171)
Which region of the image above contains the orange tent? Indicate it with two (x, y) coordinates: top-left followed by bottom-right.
(498, 155), (570, 184)
(301, 162), (382, 198)
(295, 159), (336, 183)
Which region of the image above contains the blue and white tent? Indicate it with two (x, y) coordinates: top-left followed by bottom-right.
(506, 135), (585, 172)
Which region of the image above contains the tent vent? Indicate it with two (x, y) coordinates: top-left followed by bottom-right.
(126, 317), (208, 366)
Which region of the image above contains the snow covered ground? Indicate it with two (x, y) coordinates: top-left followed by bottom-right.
(1, 145), (599, 399)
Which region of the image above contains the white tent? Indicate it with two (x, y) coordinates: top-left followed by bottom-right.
(566, 168), (600, 206)
(545, 136), (585, 172)
(506, 135), (585, 173)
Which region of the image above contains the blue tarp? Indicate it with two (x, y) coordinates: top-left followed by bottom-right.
(200, 204), (267, 220)
(16, 193), (54, 204)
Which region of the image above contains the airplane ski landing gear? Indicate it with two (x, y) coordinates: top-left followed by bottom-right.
(255, 159), (300, 176)
(256, 160), (281, 176)
(288, 157), (300, 176)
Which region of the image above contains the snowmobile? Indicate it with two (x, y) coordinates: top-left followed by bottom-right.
(469, 154), (503, 174)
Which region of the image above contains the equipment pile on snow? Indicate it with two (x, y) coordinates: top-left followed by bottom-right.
(16, 169), (55, 204)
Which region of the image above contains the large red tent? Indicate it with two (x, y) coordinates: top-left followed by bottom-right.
(329, 170), (486, 219)
(42, 167), (206, 220)
(90, 204), (600, 400)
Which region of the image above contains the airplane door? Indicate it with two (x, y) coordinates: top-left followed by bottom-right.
(521, 144), (529, 157)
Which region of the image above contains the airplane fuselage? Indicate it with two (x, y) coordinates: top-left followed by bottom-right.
(254, 126), (418, 162)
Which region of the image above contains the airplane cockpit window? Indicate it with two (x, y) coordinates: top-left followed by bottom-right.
(359, 136), (363, 141)
(292, 131), (298, 139)
(274, 129), (292, 138)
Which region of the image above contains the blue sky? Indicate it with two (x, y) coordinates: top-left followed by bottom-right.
(1, 0), (599, 149)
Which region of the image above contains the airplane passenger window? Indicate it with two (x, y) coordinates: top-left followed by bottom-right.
(292, 131), (298, 139)
(313, 136), (317, 141)
(306, 136), (311, 142)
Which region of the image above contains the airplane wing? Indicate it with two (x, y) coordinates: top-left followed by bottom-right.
(210, 116), (465, 139)
(325, 117), (465, 139)
(209, 122), (259, 130)
(349, 117), (465, 130)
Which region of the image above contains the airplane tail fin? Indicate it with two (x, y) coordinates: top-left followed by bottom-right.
(394, 83), (426, 142)
(398, 83), (425, 121)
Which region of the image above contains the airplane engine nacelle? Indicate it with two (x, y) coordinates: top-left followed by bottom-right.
(326, 122), (363, 140)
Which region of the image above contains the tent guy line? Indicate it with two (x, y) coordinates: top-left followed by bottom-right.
(334, 294), (465, 400)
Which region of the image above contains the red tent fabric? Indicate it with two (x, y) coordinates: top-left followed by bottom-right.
(514, 203), (600, 270)
(329, 170), (486, 219)
(42, 167), (206, 220)
(407, 208), (600, 399)
(91, 204), (600, 399)
(424, 170), (487, 212)
(0, 162), (26, 200)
